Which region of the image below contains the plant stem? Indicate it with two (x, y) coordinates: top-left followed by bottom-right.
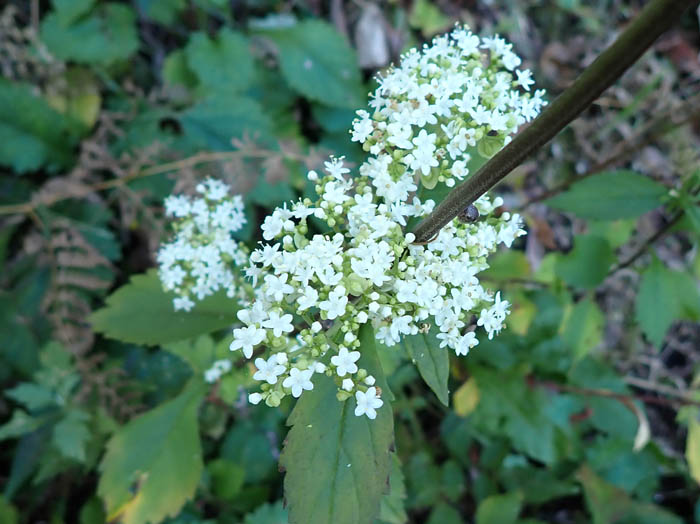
(411, 0), (698, 244)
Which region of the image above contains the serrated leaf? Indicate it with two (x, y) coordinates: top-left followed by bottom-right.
(179, 96), (272, 150)
(377, 455), (407, 524)
(41, 4), (139, 65)
(90, 270), (238, 346)
(261, 20), (364, 108)
(471, 368), (557, 464)
(52, 408), (91, 462)
(280, 324), (394, 524)
(184, 30), (254, 94)
(635, 259), (700, 347)
(98, 379), (205, 524)
(0, 79), (83, 173)
(401, 323), (449, 406)
(546, 170), (667, 220)
(555, 235), (614, 289)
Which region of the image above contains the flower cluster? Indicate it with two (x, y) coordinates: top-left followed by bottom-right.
(351, 26), (546, 191)
(158, 26), (543, 419)
(157, 179), (248, 311)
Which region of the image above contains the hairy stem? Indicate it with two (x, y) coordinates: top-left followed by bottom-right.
(412, 0), (698, 243)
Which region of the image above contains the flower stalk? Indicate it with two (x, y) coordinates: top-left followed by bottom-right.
(411, 0), (699, 244)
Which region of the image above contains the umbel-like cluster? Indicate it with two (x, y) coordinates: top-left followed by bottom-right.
(157, 179), (248, 311)
(158, 26), (545, 419)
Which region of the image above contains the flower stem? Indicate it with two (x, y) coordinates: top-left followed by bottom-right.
(411, 0), (698, 244)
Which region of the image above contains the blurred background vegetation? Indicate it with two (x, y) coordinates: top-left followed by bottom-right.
(1, 0), (700, 522)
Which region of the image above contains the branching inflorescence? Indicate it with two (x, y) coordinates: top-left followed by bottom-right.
(157, 26), (545, 419)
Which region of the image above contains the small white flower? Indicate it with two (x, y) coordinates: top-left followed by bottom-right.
(319, 285), (349, 320)
(283, 367), (314, 397)
(342, 378), (354, 391)
(297, 287), (319, 311)
(230, 325), (266, 359)
(354, 387), (383, 419)
(262, 311), (294, 337)
(253, 356), (286, 384)
(331, 346), (361, 377)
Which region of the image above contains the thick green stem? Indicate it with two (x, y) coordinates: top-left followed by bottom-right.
(411, 0), (698, 243)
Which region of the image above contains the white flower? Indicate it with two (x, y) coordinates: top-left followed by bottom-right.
(265, 273), (294, 301)
(282, 367), (314, 397)
(319, 286), (349, 320)
(230, 325), (267, 359)
(173, 296), (195, 312)
(354, 387), (383, 419)
(253, 356), (286, 384)
(342, 378), (354, 391)
(455, 332), (479, 356)
(248, 392), (263, 404)
(324, 157), (350, 180)
(331, 346), (360, 376)
(262, 311), (294, 337)
(297, 287), (319, 311)
(516, 69), (535, 91)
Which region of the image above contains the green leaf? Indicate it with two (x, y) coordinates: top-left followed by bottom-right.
(184, 30), (254, 94)
(686, 416), (700, 487)
(470, 368), (558, 464)
(577, 465), (682, 524)
(560, 298), (604, 360)
(400, 323), (449, 406)
(377, 455), (408, 524)
(163, 50), (198, 89)
(261, 20), (364, 108)
(98, 379), (205, 524)
(6, 383), (55, 411)
(135, 0), (185, 25)
(546, 171), (667, 220)
(408, 0), (451, 36)
(90, 270), (239, 346)
(475, 492), (522, 524)
(555, 235), (614, 289)
(52, 0), (96, 26)
(635, 259), (700, 347)
(426, 503), (461, 524)
(243, 501), (288, 524)
(41, 4), (139, 65)
(280, 324), (394, 524)
(0, 497), (18, 524)
(208, 459), (245, 501)
(0, 79), (83, 173)
(52, 408), (91, 462)
(0, 410), (42, 441)
(179, 96), (272, 150)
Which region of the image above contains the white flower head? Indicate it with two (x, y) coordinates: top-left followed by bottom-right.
(282, 367), (314, 398)
(331, 347), (361, 377)
(355, 387), (383, 419)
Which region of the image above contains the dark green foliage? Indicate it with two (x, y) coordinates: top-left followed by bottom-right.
(1, 1), (699, 523)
